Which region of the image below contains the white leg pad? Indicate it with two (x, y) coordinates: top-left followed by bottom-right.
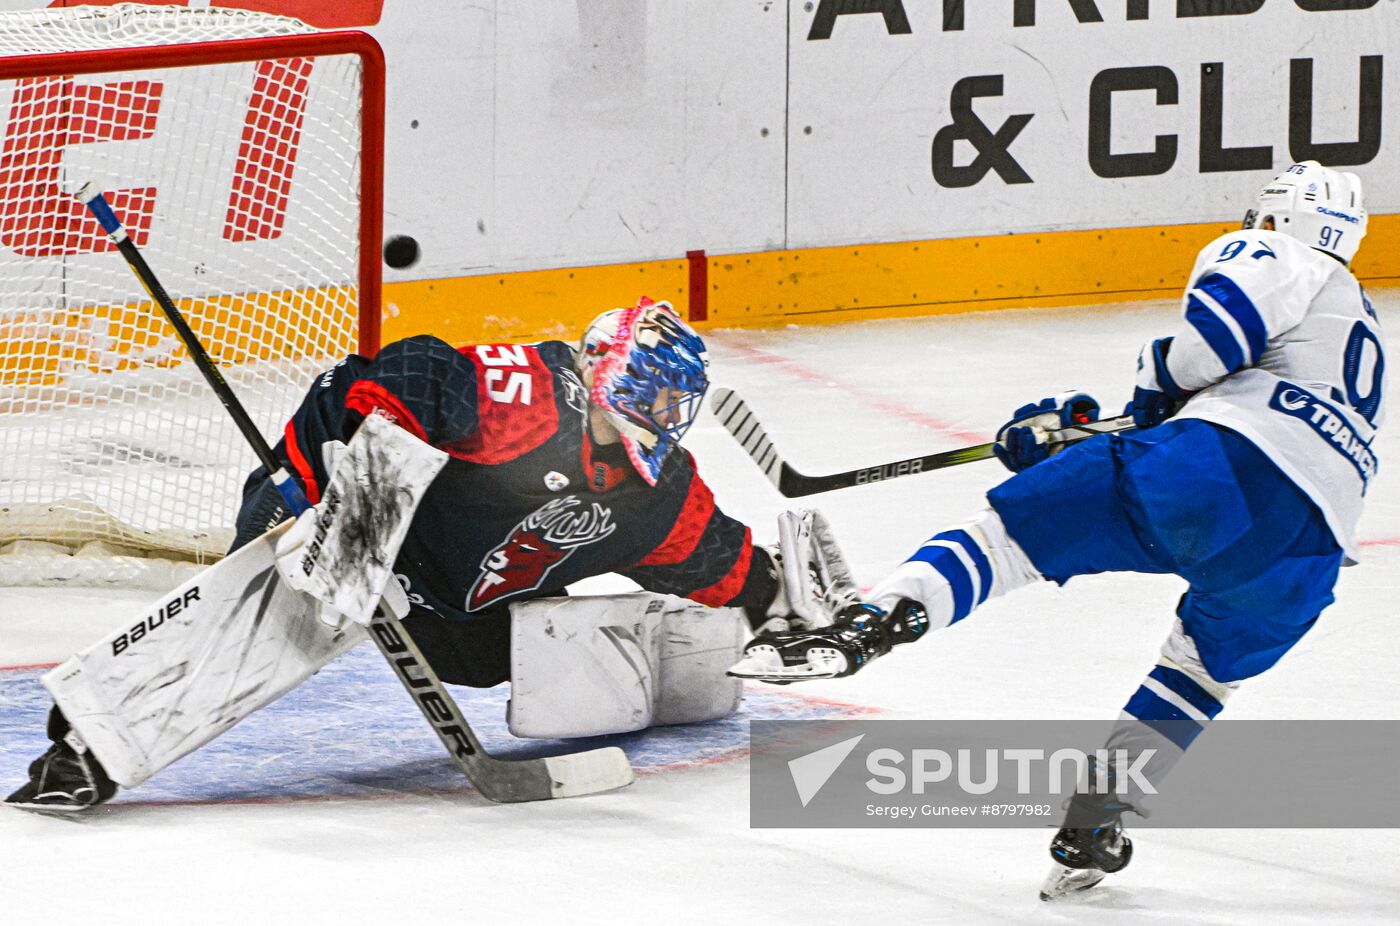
(507, 594), (743, 739)
(653, 601), (745, 727)
(42, 519), (366, 789)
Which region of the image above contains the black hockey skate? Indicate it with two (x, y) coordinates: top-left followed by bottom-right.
(1039, 792), (1135, 901)
(728, 599), (928, 683)
(5, 708), (117, 812)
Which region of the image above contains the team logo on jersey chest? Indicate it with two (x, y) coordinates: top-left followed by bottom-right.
(468, 497), (616, 610)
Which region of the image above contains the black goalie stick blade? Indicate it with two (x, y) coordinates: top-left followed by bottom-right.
(710, 387), (1132, 497)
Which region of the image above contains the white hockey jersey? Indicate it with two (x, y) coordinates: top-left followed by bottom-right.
(1160, 229), (1385, 563)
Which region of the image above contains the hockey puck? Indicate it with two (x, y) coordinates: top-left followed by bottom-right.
(383, 235), (420, 269)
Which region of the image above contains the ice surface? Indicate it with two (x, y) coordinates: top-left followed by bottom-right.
(1, 297), (1397, 925)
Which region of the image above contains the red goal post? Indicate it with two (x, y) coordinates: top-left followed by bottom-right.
(0, 31), (384, 345)
(0, 8), (384, 587)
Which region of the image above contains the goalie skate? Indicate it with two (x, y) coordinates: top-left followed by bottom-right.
(5, 731), (116, 812)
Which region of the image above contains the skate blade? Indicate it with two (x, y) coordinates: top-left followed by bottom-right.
(1039, 862), (1107, 901)
(4, 797), (100, 814)
(4, 783), (107, 814)
(727, 645), (845, 683)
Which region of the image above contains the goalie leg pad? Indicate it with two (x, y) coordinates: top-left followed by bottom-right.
(507, 595), (743, 739)
(42, 519), (366, 789)
(46, 415), (443, 789)
(653, 602), (744, 727)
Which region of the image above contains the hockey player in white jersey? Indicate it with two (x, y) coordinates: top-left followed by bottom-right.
(729, 162), (1384, 898)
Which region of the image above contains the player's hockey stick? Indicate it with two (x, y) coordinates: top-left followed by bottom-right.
(77, 184), (632, 803)
(711, 387), (1134, 497)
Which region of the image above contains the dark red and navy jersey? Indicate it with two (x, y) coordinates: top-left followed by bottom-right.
(252, 335), (776, 621)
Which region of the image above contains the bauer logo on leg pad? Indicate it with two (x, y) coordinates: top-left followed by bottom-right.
(43, 519), (366, 788)
(112, 587), (201, 656)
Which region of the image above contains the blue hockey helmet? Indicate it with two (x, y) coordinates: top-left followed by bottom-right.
(579, 297), (709, 485)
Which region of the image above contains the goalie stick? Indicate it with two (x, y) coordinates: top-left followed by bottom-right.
(77, 184), (632, 803)
(711, 387), (1134, 497)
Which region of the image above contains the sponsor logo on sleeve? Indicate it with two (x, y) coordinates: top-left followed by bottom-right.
(557, 367), (589, 413)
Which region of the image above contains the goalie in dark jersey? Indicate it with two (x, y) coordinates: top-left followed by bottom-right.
(9, 297), (820, 810)
(240, 295), (788, 688)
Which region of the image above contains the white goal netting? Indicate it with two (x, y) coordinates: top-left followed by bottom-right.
(0, 4), (377, 586)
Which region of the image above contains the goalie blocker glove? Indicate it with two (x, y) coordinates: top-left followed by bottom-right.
(727, 599), (929, 683)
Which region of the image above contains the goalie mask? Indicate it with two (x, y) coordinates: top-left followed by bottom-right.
(1243, 160), (1367, 265)
(578, 297), (709, 486)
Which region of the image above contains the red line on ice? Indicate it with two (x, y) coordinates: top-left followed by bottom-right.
(708, 334), (991, 444)
(0, 676), (884, 806)
(0, 661), (57, 673)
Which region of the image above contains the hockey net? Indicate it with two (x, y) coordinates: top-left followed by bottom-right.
(0, 5), (382, 587)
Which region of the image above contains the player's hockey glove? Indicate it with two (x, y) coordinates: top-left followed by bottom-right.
(727, 598), (929, 683)
(994, 392), (1101, 473)
(274, 507), (411, 629)
(1132, 337), (1190, 429)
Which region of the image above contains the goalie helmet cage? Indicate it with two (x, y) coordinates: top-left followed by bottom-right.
(0, 5), (384, 587)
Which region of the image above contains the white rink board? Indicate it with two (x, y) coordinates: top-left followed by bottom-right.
(787, 1), (1398, 244)
(0, 1), (1392, 280)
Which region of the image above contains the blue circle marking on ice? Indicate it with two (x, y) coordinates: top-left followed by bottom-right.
(0, 645), (878, 806)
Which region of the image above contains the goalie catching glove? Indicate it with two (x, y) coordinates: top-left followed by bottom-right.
(728, 598), (929, 683)
(747, 509), (860, 634)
